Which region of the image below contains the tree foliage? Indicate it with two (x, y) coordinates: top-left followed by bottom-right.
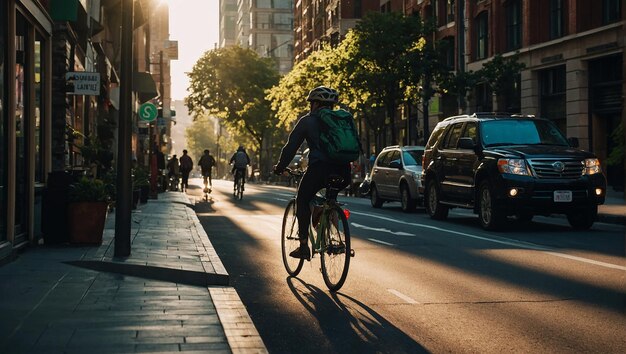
(184, 113), (216, 162)
(185, 46), (280, 174)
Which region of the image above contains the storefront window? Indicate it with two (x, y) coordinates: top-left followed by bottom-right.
(0, 1), (7, 241)
(35, 34), (44, 183)
(15, 12), (28, 236)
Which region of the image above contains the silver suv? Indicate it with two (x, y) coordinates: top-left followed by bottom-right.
(370, 145), (425, 212)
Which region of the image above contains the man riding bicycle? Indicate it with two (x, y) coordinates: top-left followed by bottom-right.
(199, 149), (216, 193)
(230, 146), (250, 193)
(273, 86), (352, 260)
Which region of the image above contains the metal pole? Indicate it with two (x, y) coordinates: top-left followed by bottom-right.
(115, 0), (133, 257)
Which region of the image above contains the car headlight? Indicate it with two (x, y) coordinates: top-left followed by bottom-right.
(583, 158), (601, 175)
(497, 158), (530, 176)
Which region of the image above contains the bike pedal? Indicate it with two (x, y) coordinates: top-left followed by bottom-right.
(350, 249), (355, 257)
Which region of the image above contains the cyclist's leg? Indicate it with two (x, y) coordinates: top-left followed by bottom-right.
(208, 169), (212, 187)
(240, 168), (246, 190)
(295, 165), (326, 245)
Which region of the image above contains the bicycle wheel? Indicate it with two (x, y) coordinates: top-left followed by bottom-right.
(320, 206), (351, 292)
(237, 179), (244, 200)
(281, 199), (304, 276)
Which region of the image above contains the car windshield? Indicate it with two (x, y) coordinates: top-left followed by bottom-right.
(402, 150), (424, 166)
(481, 119), (569, 147)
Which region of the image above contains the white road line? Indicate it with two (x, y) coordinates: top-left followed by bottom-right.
(353, 223), (415, 236)
(388, 289), (419, 304)
(367, 238), (395, 246)
(352, 211), (626, 271)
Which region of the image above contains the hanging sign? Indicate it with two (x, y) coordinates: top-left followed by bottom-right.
(139, 102), (158, 122)
(66, 72), (100, 95)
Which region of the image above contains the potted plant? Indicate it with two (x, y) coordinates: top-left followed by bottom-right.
(67, 177), (110, 245)
(133, 165), (150, 204)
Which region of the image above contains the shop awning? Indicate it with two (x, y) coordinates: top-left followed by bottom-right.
(132, 72), (158, 103)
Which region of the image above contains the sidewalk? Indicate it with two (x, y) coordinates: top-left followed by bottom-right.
(0, 192), (267, 353)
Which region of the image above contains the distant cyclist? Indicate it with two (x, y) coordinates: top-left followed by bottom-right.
(230, 146), (250, 193)
(199, 149), (216, 193)
(273, 86), (352, 260)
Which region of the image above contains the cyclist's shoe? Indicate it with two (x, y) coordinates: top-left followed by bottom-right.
(203, 187), (209, 193)
(289, 245), (311, 261)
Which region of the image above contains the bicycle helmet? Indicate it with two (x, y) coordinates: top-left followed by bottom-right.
(306, 86), (339, 103)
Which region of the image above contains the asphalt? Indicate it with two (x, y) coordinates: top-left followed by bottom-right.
(0, 191), (267, 354)
(0, 186), (623, 354)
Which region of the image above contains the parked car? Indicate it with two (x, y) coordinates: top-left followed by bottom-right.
(370, 145), (425, 212)
(421, 113), (606, 230)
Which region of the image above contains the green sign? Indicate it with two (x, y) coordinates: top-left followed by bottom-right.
(139, 102), (158, 122)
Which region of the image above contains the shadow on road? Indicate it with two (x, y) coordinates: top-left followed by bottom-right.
(286, 276), (428, 354)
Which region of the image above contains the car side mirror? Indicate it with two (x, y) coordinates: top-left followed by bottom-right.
(567, 137), (579, 148)
(389, 160), (403, 169)
(458, 137), (477, 150)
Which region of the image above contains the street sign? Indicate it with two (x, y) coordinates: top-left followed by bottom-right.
(139, 102), (158, 122)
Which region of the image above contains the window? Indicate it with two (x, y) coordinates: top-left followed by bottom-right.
(475, 12), (488, 60)
(603, 0), (621, 24)
(506, 0), (521, 50)
(354, 0), (362, 18)
(402, 150), (424, 166)
(254, 12), (271, 29)
(273, 13), (292, 30)
(35, 34), (45, 183)
(461, 122), (477, 144)
(549, 0), (563, 39)
(441, 37), (455, 69)
(0, 2), (6, 241)
(270, 34), (292, 58)
(376, 152), (392, 167)
(444, 123), (464, 149)
(540, 66), (566, 132)
(446, 0), (455, 23)
(432, 0), (440, 25)
(475, 83), (493, 112)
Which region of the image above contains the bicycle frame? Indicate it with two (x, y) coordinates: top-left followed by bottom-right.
(308, 191), (342, 255)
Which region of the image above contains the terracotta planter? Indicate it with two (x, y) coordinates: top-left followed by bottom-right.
(67, 201), (108, 245)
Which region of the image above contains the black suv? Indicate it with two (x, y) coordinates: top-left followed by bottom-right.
(421, 113), (606, 230)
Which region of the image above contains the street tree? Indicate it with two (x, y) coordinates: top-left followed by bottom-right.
(185, 46), (280, 175)
(185, 113), (216, 163)
(350, 11), (426, 145)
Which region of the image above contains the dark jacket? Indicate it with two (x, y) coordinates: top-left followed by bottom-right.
(277, 108), (331, 171)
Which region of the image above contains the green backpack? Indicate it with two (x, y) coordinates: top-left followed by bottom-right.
(318, 108), (360, 163)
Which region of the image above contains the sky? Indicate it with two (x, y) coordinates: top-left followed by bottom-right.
(168, 0), (220, 101)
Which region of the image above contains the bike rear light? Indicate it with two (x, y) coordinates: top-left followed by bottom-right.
(497, 158), (530, 176)
(343, 209), (350, 219)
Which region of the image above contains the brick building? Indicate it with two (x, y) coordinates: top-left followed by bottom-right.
(406, 0), (624, 194)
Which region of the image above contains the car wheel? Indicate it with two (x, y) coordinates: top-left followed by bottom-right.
(566, 206), (597, 230)
(425, 180), (448, 220)
(478, 181), (505, 230)
(400, 184), (416, 212)
(370, 185), (383, 208)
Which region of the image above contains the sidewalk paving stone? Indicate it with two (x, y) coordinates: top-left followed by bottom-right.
(0, 191), (267, 353)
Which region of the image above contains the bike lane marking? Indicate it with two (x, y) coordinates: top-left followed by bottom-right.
(367, 238), (395, 246)
(387, 289), (419, 304)
(351, 211), (626, 271)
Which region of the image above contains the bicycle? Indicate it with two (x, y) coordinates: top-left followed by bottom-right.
(281, 168), (355, 292)
(202, 175), (212, 201)
(233, 169), (244, 200)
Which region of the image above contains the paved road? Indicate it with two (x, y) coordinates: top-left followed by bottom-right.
(189, 178), (625, 354)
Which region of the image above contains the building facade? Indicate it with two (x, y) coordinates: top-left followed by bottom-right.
(0, 0), (173, 264)
(405, 0), (625, 194)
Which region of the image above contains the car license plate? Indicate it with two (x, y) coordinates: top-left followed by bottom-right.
(553, 190), (572, 202)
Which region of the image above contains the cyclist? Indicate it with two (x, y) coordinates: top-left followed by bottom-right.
(179, 149), (193, 192)
(273, 86), (351, 260)
(230, 145), (250, 193)
(198, 149), (216, 193)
